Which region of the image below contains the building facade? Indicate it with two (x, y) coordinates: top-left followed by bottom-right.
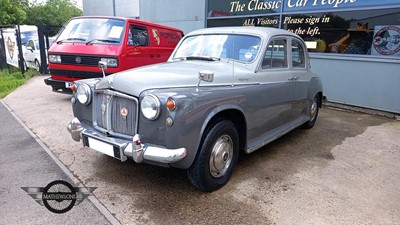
(83, 0), (400, 114)
(82, 0), (139, 18)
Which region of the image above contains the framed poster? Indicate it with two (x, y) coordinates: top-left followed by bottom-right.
(2, 30), (20, 67)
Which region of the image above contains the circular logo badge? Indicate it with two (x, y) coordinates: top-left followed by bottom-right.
(120, 107), (129, 117)
(373, 26), (400, 55)
(75, 56), (82, 64)
(42, 180), (76, 214)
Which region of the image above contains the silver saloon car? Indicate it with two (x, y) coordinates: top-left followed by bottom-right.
(67, 27), (323, 192)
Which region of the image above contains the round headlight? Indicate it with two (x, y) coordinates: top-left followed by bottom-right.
(141, 94), (160, 120)
(76, 83), (92, 105)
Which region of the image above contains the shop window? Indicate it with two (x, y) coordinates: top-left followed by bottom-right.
(282, 8), (400, 58)
(262, 39), (287, 69)
(128, 26), (149, 46)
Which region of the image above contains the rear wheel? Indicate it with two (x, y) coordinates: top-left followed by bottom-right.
(302, 94), (320, 129)
(187, 120), (239, 192)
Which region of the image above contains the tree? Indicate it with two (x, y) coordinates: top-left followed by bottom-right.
(0, 0), (27, 25)
(24, 0), (82, 35)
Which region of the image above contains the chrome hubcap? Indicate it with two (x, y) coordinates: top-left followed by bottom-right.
(310, 97), (318, 121)
(209, 135), (233, 178)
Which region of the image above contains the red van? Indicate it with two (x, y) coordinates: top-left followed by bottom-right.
(45, 16), (184, 93)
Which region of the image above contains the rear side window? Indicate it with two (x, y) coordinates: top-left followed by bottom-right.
(292, 40), (306, 68)
(262, 39), (287, 69)
(128, 26), (149, 46)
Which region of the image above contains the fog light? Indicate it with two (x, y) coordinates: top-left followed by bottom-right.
(166, 117), (173, 127)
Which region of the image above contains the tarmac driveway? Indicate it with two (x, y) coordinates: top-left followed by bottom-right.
(3, 76), (400, 225)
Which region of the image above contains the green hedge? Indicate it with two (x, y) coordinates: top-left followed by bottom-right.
(0, 69), (36, 98)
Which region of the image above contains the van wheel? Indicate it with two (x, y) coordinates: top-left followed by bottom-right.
(187, 120), (239, 192)
(302, 94), (320, 129)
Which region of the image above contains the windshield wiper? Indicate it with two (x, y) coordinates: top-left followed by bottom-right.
(175, 56), (220, 61)
(56, 37), (86, 44)
(86, 39), (120, 45)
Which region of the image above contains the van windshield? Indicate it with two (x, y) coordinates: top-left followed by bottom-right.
(56, 18), (125, 45)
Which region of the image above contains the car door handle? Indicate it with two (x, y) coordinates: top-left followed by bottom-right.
(288, 77), (299, 81)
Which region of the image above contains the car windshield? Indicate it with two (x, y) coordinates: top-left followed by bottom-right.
(56, 18), (125, 44)
(21, 31), (38, 45)
(173, 34), (261, 62)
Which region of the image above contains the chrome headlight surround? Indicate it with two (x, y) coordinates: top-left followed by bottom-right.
(100, 57), (118, 67)
(48, 54), (61, 63)
(76, 83), (92, 105)
(140, 94), (161, 120)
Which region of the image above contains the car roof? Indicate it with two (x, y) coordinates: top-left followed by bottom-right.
(186, 26), (300, 40)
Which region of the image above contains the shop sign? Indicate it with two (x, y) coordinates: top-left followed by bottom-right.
(283, 0), (400, 12)
(208, 0), (282, 17)
(208, 0), (400, 17)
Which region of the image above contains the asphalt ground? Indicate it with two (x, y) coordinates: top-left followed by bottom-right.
(1, 75), (400, 225)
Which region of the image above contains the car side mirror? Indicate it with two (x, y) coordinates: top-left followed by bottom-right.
(197, 70), (214, 91)
(198, 70), (214, 82)
(26, 46), (33, 52)
(98, 61), (108, 78)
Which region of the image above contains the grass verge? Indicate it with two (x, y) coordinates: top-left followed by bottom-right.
(0, 69), (37, 99)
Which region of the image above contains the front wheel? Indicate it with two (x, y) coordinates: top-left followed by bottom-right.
(35, 59), (41, 71)
(187, 120), (239, 192)
(302, 94), (320, 129)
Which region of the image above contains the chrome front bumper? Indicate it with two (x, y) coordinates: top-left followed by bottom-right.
(67, 117), (187, 164)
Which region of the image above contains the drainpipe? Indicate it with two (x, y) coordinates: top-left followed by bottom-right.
(112, 0), (116, 16)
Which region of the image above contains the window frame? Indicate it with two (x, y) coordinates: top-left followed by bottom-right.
(261, 37), (288, 70)
(128, 25), (149, 47)
(291, 38), (307, 69)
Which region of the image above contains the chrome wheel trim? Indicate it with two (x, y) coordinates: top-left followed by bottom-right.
(209, 134), (233, 178)
(310, 97), (318, 121)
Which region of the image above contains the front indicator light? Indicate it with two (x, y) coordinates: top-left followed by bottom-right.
(70, 83), (77, 92)
(166, 98), (176, 111)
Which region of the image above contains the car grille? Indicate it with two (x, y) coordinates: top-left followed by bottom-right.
(60, 54), (102, 66)
(93, 90), (138, 137)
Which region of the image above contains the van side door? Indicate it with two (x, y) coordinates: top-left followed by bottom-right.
(125, 25), (152, 68)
